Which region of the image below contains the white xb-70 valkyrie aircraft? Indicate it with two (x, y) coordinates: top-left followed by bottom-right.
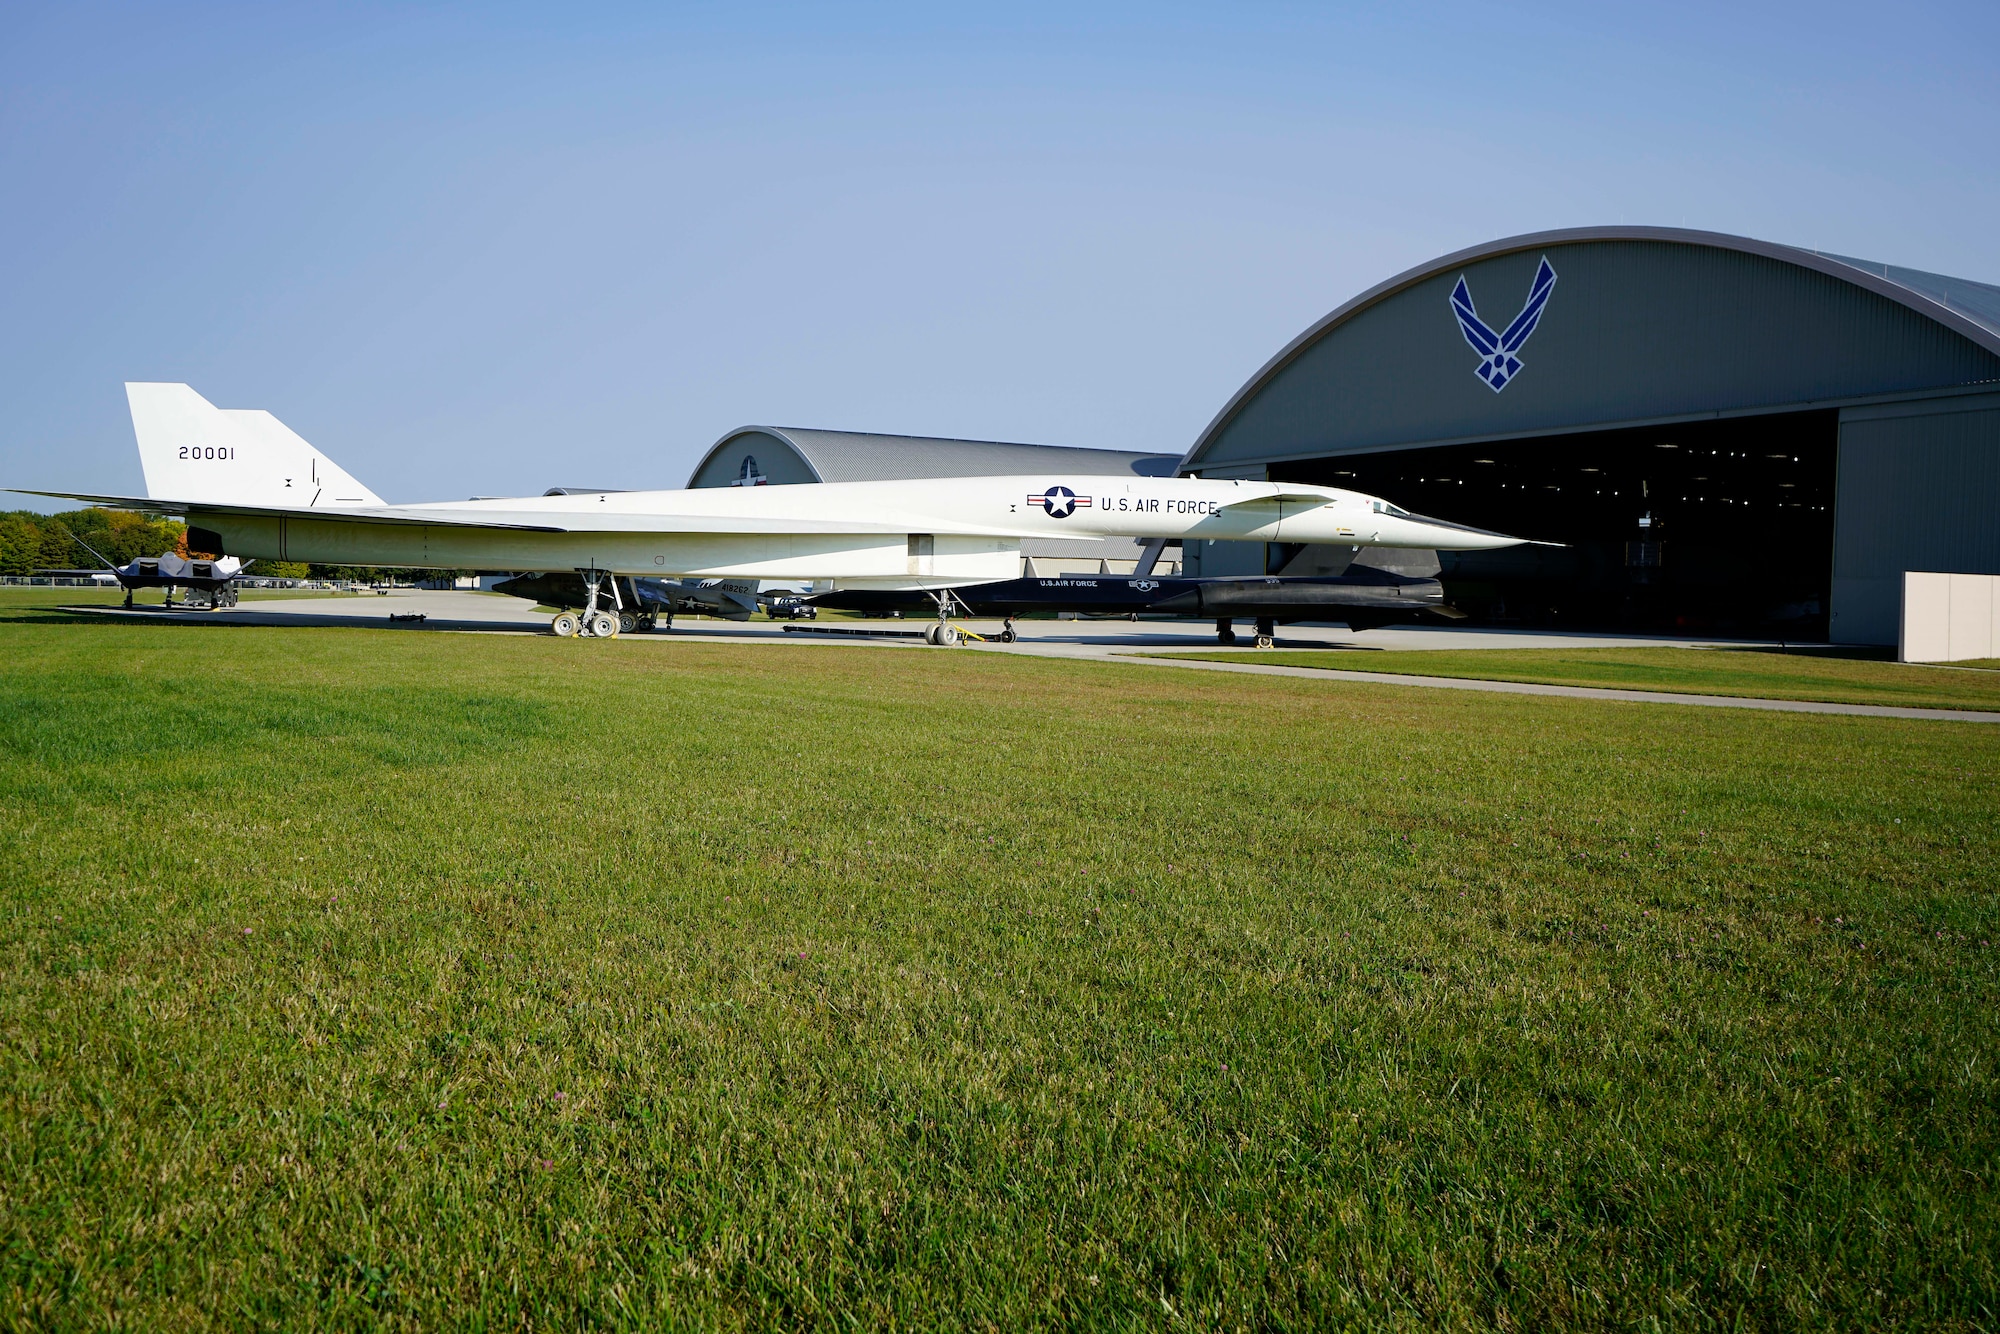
(24, 383), (1534, 639)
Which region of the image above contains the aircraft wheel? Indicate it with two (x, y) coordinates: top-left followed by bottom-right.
(998, 628), (1016, 644)
(923, 623), (939, 645)
(551, 611), (579, 637)
(1217, 630), (1237, 645)
(941, 625), (962, 646)
(1255, 634), (1274, 649)
(587, 611), (618, 638)
(618, 612), (637, 635)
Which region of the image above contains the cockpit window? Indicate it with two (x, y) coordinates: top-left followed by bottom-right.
(1370, 500), (1410, 517)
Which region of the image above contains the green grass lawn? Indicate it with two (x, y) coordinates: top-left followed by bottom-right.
(2, 610), (1997, 1330)
(1146, 645), (2000, 711)
(1, 584), (177, 607)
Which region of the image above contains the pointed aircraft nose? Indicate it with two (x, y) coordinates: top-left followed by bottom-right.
(1379, 511), (1555, 551)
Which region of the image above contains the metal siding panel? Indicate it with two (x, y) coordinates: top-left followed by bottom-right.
(1823, 254), (2000, 342)
(687, 431), (821, 488)
(1201, 241), (2000, 471)
(776, 430), (1174, 484)
(1189, 538), (1266, 578)
(686, 429), (1174, 489)
(1830, 394), (2000, 644)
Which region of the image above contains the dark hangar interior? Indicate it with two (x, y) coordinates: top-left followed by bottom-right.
(1273, 411), (1838, 637)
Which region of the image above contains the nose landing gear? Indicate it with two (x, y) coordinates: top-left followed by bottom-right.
(1216, 618), (1237, 646)
(924, 590), (974, 646)
(1254, 617), (1276, 649)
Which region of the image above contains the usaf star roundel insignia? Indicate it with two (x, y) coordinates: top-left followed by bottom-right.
(1028, 485), (1091, 519)
(1449, 256), (1557, 392)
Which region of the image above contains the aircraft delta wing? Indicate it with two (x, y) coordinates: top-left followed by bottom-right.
(16, 383), (1535, 638)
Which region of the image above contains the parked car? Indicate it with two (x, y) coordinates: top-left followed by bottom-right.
(762, 595), (818, 620)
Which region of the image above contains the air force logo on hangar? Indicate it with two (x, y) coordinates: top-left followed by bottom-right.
(1450, 256), (1557, 392)
(1029, 485), (1091, 519)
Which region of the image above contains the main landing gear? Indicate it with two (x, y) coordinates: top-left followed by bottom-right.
(1216, 617), (1276, 648)
(618, 610), (662, 635)
(551, 569), (622, 639)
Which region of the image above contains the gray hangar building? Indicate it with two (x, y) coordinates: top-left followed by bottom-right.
(1179, 226), (2000, 645)
(686, 425), (1184, 576)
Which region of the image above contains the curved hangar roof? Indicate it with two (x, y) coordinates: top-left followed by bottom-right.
(1184, 225), (2000, 473)
(689, 426), (1178, 489)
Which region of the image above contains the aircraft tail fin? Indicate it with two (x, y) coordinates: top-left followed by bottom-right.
(126, 383), (385, 508)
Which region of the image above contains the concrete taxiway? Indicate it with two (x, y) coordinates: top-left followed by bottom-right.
(67, 590), (1781, 653)
(64, 591), (2000, 724)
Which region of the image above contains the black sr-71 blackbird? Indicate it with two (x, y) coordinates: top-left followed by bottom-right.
(810, 563), (1461, 645)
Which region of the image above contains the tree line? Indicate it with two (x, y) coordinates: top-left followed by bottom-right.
(0, 508), (191, 576)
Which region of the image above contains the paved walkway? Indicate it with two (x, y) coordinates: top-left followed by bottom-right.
(1080, 654), (2000, 724)
(63, 592), (2000, 723)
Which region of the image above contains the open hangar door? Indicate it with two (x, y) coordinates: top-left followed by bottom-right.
(1177, 229), (2000, 645)
(1269, 410), (1837, 637)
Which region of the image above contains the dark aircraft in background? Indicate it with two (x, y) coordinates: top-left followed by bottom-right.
(36, 526), (248, 609)
(493, 572), (785, 633)
(499, 564), (1459, 645)
(810, 563), (1462, 646)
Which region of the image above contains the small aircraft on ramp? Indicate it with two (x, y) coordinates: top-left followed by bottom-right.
(21, 383), (1539, 641)
(35, 525), (247, 609)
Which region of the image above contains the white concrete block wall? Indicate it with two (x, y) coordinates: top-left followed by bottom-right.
(1900, 572), (2000, 663)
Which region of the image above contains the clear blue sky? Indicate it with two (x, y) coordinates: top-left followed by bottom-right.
(4, 1), (1995, 505)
